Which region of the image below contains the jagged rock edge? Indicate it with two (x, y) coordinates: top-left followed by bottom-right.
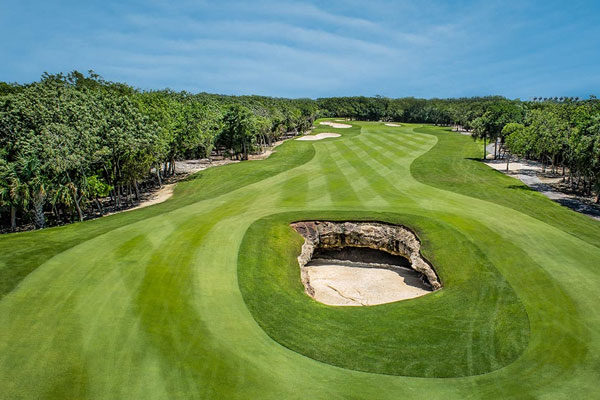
(290, 221), (442, 299)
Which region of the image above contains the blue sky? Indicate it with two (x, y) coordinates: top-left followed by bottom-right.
(1, 0), (599, 99)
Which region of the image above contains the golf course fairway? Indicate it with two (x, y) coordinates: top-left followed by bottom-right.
(1, 121), (599, 399)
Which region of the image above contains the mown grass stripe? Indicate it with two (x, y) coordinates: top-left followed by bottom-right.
(316, 144), (362, 206)
(278, 173), (309, 207)
(333, 140), (409, 206)
(321, 141), (377, 205)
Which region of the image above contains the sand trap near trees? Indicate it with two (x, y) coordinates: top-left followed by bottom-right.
(385, 123), (402, 127)
(304, 259), (432, 306)
(320, 121), (352, 128)
(296, 132), (341, 141)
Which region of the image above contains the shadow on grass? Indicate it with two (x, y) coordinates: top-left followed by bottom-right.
(507, 184), (535, 192)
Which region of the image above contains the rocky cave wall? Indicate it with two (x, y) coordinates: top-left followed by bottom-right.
(291, 221), (442, 293)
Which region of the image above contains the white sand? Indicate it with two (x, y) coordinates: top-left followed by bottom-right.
(304, 259), (431, 306)
(319, 121), (352, 128)
(127, 184), (175, 212)
(106, 183), (174, 215)
(384, 123), (401, 127)
(296, 132), (341, 141)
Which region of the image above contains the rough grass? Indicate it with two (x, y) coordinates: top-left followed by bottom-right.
(0, 120), (599, 399)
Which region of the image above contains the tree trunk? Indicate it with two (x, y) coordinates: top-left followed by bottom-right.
(506, 153), (510, 172)
(483, 136), (487, 160)
(94, 197), (104, 215)
(74, 197), (84, 222)
(134, 181), (140, 201)
(494, 140), (498, 159)
(10, 205), (16, 231)
(32, 191), (45, 229)
(156, 166), (162, 187)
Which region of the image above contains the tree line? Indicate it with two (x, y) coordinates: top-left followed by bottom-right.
(0, 71), (317, 230)
(1, 72), (598, 231)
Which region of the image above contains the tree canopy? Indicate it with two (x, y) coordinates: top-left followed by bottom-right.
(1, 71), (599, 230)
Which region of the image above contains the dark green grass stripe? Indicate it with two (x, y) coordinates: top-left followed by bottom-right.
(321, 142), (378, 199)
(318, 145), (361, 206)
(361, 133), (411, 159)
(344, 137), (409, 177)
(354, 135), (410, 171)
(134, 197), (256, 398)
(367, 126), (430, 147)
(359, 135), (415, 166)
(278, 173), (309, 207)
(333, 141), (410, 206)
(373, 130), (431, 154)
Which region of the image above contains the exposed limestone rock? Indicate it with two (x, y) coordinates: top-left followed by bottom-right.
(291, 221), (442, 295)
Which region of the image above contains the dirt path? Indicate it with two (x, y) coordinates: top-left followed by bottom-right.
(484, 158), (600, 221)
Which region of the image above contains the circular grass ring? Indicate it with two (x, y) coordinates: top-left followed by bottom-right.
(238, 211), (530, 378)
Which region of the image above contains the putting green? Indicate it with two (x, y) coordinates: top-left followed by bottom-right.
(1, 121), (599, 399)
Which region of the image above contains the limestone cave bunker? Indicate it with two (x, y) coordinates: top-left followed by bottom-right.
(291, 221), (441, 306)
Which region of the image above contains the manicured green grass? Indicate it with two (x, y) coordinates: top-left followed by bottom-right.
(1, 120), (599, 399)
(239, 211), (529, 377)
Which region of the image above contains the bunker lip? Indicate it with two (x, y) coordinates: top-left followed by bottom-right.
(319, 121), (352, 128)
(291, 221), (441, 306)
(296, 132), (341, 141)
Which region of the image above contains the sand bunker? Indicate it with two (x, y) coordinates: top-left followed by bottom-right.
(296, 132), (341, 141)
(385, 123), (402, 127)
(305, 259), (431, 306)
(319, 121), (352, 128)
(291, 221), (440, 306)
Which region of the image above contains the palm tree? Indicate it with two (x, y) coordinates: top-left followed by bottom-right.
(0, 166), (29, 230)
(18, 157), (47, 229)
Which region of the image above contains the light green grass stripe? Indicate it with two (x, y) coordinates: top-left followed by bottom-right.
(333, 140), (410, 206)
(320, 141), (380, 205)
(278, 173), (309, 207)
(315, 143), (362, 207)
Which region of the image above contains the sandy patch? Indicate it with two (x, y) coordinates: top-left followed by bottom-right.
(296, 132), (341, 141)
(319, 121), (352, 128)
(125, 184), (175, 212)
(114, 140), (289, 213)
(485, 158), (600, 220)
(305, 259), (432, 306)
(384, 123), (402, 127)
